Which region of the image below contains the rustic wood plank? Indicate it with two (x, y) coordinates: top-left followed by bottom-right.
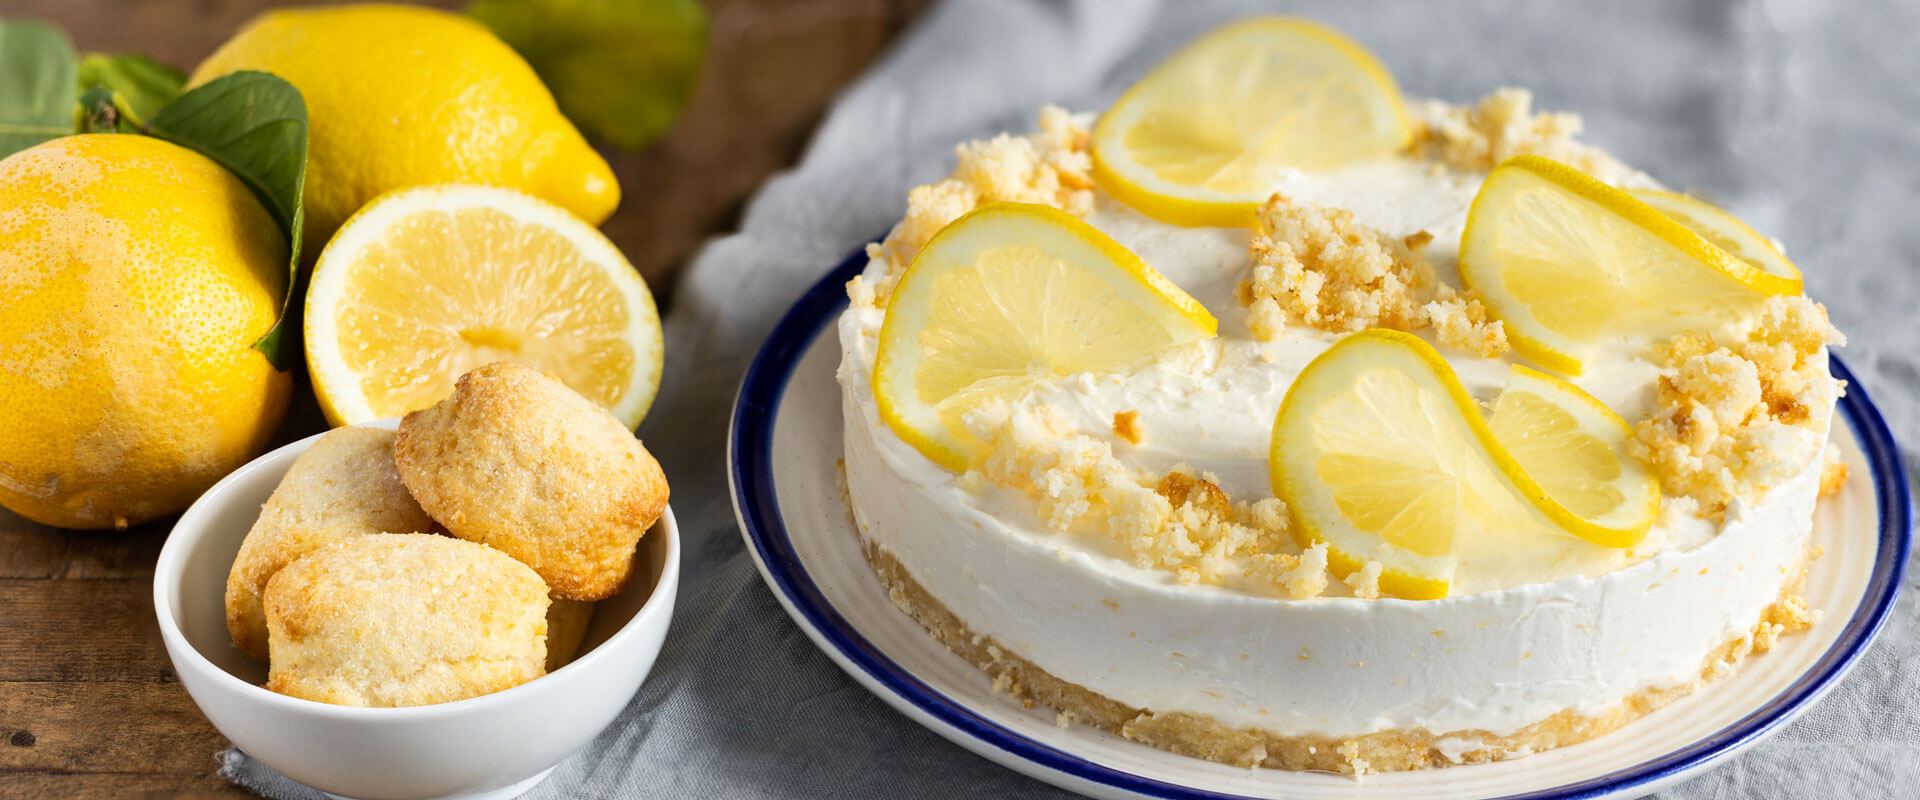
(0, 517), (67, 580)
(0, 682), (233, 776)
(602, 0), (935, 299)
(0, 513), (170, 580)
(0, 771), (250, 799)
(0, 580), (177, 683)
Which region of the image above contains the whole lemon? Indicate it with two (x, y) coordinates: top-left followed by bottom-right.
(189, 3), (621, 247)
(0, 135), (291, 529)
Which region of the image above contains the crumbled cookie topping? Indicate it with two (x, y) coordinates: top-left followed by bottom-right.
(862, 106), (1094, 301)
(1343, 561), (1386, 600)
(1819, 446), (1849, 497)
(1702, 575), (1814, 682)
(844, 272), (879, 310)
(1240, 194), (1430, 335)
(1424, 286), (1511, 358)
(1112, 410), (1142, 445)
(1629, 296), (1846, 518)
(1238, 194), (1509, 356)
(1244, 542), (1332, 601)
(969, 404), (1337, 597)
(1414, 88), (1625, 178)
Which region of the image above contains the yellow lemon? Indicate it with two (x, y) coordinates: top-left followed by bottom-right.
(1459, 156), (1796, 375)
(1269, 329), (1656, 599)
(0, 135), (290, 529)
(874, 202), (1216, 470)
(1092, 17), (1411, 227)
(189, 3), (619, 247)
(304, 184), (661, 430)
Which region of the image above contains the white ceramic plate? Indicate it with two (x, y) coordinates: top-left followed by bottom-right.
(729, 249), (1912, 800)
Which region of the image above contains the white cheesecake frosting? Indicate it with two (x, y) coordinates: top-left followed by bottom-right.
(835, 100), (1833, 742)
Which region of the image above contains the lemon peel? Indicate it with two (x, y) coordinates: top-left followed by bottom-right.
(1628, 189), (1802, 293)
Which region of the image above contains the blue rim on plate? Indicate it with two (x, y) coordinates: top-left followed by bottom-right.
(729, 246), (1913, 800)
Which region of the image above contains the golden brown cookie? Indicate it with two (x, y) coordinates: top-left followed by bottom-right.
(263, 534), (549, 707)
(225, 426), (437, 660)
(394, 362), (669, 600)
(544, 597), (595, 672)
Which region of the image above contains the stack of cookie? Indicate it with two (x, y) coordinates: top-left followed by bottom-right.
(223, 362), (670, 707)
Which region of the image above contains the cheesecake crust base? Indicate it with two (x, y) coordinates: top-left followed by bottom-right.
(861, 537), (1813, 775)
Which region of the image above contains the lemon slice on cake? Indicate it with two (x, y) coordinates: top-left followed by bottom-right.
(1628, 189), (1803, 291)
(1269, 329), (1656, 599)
(305, 184), (663, 429)
(1091, 17), (1411, 228)
(1487, 365), (1661, 548)
(873, 202), (1216, 471)
(1459, 155), (1797, 375)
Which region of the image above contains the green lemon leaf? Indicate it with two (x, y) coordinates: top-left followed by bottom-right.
(0, 19), (78, 158)
(149, 71), (309, 371)
(468, 0), (706, 151)
(76, 52), (185, 129)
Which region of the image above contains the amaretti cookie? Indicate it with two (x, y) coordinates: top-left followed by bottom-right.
(225, 426), (437, 660)
(262, 534), (550, 707)
(394, 361), (669, 600)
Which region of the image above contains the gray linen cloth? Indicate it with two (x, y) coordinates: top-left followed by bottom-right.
(223, 0), (1920, 796)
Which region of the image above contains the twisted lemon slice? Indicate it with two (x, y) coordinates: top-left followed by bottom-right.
(1460, 156), (1797, 375)
(1488, 365), (1661, 548)
(1629, 189), (1803, 292)
(1091, 17), (1411, 228)
(1269, 329), (1656, 599)
(874, 202), (1216, 471)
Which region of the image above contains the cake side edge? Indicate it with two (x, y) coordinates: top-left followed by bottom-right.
(858, 534), (1816, 776)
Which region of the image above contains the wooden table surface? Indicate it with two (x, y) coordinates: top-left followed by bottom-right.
(0, 0), (929, 795)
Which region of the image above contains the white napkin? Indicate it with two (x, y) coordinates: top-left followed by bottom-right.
(223, 0), (1920, 796)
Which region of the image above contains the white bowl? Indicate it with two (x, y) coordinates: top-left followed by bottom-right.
(154, 419), (680, 800)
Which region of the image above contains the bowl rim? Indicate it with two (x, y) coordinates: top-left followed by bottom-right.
(152, 420), (682, 720)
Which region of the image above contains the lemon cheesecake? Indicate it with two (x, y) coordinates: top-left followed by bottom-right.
(836, 18), (1847, 774)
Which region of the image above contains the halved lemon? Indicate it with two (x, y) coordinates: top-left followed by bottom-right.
(1629, 189), (1802, 291)
(305, 184), (662, 429)
(1091, 17), (1411, 228)
(1270, 329), (1656, 599)
(1459, 155), (1795, 375)
(873, 202), (1216, 471)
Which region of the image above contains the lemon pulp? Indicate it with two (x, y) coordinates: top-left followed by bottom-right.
(305, 184), (661, 429)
